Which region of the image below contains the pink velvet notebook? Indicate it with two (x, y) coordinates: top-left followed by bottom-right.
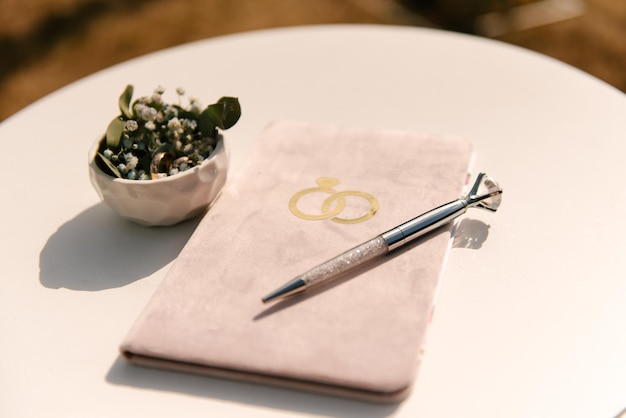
(120, 121), (473, 402)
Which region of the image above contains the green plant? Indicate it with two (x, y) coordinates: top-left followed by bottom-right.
(95, 85), (241, 180)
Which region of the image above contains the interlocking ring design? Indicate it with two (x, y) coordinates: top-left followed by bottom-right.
(288, 177), (379, 224)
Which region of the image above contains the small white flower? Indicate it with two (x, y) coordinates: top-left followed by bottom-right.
(140, 106), (157, 122)
(168, 117), (183, 135)
(133, 103), (146, 116)
(103, 149), (113, 159)
(126, 120), (138, 132)
(151, 92), (163, 105)
(164, 106), (178, 119)
(184, 119), (197, 131)
(124, 153), (139, 170)
(169, 167), (179, 176)
(176, 87), (185, 96)
(189, 100), (202, 115)
(127, 169), (137, 180)
(183, 143), (194, 154)
(145, 120), (156, 131)
(117, 163), (128, 174)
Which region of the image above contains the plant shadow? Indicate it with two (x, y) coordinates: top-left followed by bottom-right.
(39, 203), (201, 291)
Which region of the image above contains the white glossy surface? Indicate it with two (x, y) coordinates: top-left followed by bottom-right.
(2, 25), (625, 418)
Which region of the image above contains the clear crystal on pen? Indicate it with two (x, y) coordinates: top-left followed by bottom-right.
(483, 177), (502, 210)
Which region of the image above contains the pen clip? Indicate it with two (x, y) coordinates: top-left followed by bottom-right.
(464, 172), (503, 212)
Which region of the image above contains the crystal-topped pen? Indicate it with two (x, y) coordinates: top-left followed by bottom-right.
(261, 172), (503, 303)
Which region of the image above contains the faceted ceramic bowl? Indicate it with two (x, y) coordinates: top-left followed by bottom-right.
(88, 135), (228, 226)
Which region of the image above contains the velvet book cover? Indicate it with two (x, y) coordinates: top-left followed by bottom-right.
(120, 120), (473, 402)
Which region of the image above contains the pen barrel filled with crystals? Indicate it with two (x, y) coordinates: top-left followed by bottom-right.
(301, 236), (389, 288)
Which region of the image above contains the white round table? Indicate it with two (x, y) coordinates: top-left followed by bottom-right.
(2, 25), (625, 418)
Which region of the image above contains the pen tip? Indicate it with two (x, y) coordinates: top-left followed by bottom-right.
(262, 277), (306, 303)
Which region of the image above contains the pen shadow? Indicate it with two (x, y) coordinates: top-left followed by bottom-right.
(255, 218), (491, 319)
(106, 356), (401, 418)
(39, 203), (201, 291)
(452, 218), (490, 249)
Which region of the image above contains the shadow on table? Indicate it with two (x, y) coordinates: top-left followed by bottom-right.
(39, 203), (200, 291)
(452, 218), (490, 250)
(106, 357), (400, 418)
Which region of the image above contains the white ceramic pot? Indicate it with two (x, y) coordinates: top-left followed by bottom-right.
(88, 135), (228, 226)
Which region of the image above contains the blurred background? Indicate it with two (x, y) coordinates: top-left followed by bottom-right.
(1, 0), (624, 122)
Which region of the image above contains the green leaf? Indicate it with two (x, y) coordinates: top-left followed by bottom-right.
(198, 104), (221, 137)
(197, 97), (241, 136)
(119, 84), (134, 119)
(106, 117), (126, 148)
(96, 152), (122, 178)
(217, 97), (241, 129)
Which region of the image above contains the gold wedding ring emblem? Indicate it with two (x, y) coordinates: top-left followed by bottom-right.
(289, 177), (379, 224)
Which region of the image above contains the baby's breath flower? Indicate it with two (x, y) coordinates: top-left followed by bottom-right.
(103, 149), (113, 159)
(176, 87), (185, 96)
(124, 153), (139, 170)
(184, 119), (197, 131)
(164, 105), (178, 119)
(126, 120), (139, 132)
(127, 169), (137, 180)
(168, 117), (183, 135)
(140, 106), (157, 122)
(145, 120), (156, 131)
(151, 92), (163, 105)
(134, 103), (146, 116)
(189, 98), (202, 114)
